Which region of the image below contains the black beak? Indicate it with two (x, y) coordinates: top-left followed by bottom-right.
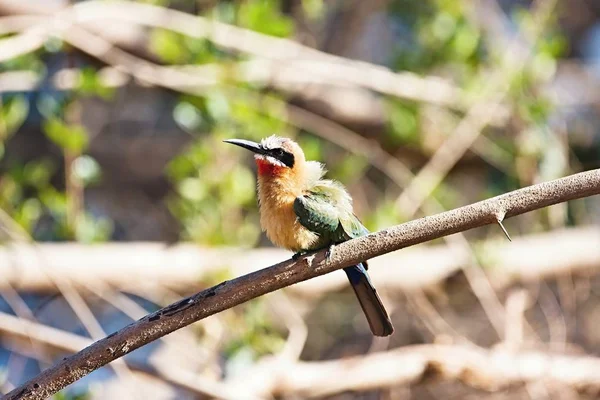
(223, 139), (267, 156)
(225, 137), (296, 168)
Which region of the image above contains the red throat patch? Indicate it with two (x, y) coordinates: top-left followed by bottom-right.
(256, 159), (284, 176)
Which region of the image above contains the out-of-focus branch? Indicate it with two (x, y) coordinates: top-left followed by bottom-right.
(0, 63), (592, 133)
(236, 344), (600, 397)
(0, 0), (474, 112)
(0, 311), (90, 354)
(395, 0), (557, 217)
(1, 227), (599, 295)
(0, 312), (244, 399)
(4, 169), (600, 400)
(4, 310), (600, 398)
(0, 1), (55, 16)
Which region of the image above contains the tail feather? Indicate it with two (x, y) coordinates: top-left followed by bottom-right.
(343, 263), (394, 336)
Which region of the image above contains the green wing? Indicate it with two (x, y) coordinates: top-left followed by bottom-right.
(339, 212), (369, 239)
(294, 187), (369, 243)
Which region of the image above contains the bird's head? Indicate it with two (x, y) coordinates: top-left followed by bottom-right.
(224, 136), (305, 177)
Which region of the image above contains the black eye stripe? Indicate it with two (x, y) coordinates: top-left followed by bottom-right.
(281, 152), (294, 168)
(267, 147), (295, 168)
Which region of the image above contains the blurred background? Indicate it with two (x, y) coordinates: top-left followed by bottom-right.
(0, 0), (600, 398)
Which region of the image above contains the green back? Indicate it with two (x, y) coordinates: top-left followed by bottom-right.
(293, 182), (369, 244)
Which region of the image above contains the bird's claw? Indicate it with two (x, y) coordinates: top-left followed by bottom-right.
(293, 246), (334, 263)
(292, 251), (307, 261)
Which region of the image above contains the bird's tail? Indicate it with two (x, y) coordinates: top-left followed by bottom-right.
(343, 263), (394, 336)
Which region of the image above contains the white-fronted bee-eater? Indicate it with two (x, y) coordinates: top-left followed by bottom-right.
(225, 136), (394, 336)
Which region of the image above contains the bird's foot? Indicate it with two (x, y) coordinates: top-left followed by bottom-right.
(325, 244), (335, 262)
(292, 250), (308, 261)
(293, 246), (334, 263)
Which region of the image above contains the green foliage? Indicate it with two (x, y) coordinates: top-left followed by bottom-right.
(296, 134), (324, 161)
(150, 29), (220, 64)
(167, 134), (262, 246)
(390, 0), (484, 73)
(167, 91), (291, 246)
(0, 95), (29, 142)
(76, 67), (115, 100)
(72, 212), (113, 243)
(0, 0), (572, 247)
(0, 158), (55, 235)
(149, 0), (292, 67)
(302, 0), (325, 20)
(329, 153), (368, 183)
(35, 185), (112, 242)
(0, 51), (45, 73)
(43, 118), (89, 152)
(430, 181), (461, 210)
(223, 300), (285, 364)
(237, 0), (294, 37)
(0, 165), (111, 242)
(363, 199), (404, 231)
(0, 79), (110, 242)
(386, 100), (420, 145)
(53, 390), (90, 400)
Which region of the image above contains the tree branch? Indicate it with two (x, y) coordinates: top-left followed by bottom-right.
(1, 227), (599, 295)
(4, 169), (600, 400)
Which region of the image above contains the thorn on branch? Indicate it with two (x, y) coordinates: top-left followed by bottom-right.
(495, 211), (512, 242)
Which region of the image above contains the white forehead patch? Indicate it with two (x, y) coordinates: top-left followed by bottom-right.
(260, 135), (288, 150)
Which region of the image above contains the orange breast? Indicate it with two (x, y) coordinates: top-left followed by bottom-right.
(257, 176), (322, 252)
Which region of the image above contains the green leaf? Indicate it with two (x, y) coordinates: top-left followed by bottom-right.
(15, 198), (42, 231)
(43, 118), (89, 152)
(237, 0), (294, 38)
(297, 135), (323, 161)
(387, 101), (419, 144)
(23, 158), (55, 188)
(77, 67), (115, 100)
(75, 213), (113, 243)
(221, 165), (255, 205)
(1, 95), (29, 139)
(451, 24), (480, 60)
(149, 29), (186, 64)
(302, 0), (324, 19)
(178, 177), (208, 202)
(431, 12), (456, 42)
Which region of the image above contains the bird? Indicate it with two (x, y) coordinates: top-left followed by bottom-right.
(224, 135), (394, 336)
